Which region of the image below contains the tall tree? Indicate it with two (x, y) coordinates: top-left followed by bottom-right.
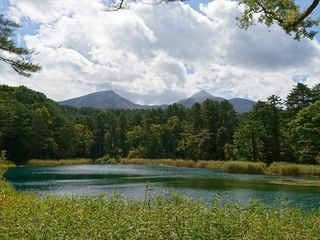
(231, 114), (267, 161)
(288, 100), (320, 164)
(286, 83), (313, 117)
(117, 113), (128, 156)
(202, 100), (220, 158)
(162, 116), (182, 158)
(190, 103), (203, 130)
(74, 124), (94, 157)
(178, 122), (211, 160)
(266, 95), (282, 162)
(312, 83), (320, 102)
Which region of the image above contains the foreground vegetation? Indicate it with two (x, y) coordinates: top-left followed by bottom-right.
(0, 165), (319, 240)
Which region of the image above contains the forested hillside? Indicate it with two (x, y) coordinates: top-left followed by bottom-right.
(0, 83), (319, 165)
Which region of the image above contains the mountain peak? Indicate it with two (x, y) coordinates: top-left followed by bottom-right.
(103, 90), (116, 94)
(190, 90), (213, 99)
(59, 89), (141, 109)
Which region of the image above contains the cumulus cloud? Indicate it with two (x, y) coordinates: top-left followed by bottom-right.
(0, 0), (319, 104)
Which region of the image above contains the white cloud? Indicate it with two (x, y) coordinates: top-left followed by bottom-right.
(1, 0), (319, 104)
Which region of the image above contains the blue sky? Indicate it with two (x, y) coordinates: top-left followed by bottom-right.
(0, 0), (319, 103)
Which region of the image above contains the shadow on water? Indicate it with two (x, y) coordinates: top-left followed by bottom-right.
(4, 164), (320, 210)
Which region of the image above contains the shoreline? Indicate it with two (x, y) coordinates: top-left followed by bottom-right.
(119, 158), (320, 178)
(22, 158), (320, 178)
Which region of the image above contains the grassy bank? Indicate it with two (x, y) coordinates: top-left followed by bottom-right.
(120, 158), (320, 177)
(267, 162), (320, 177)
(0, 172), (319, 239)
(26, 158), (93, 166)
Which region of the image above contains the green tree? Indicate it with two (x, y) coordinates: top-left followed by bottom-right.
(190, 103), (203, 130)
(288, 100), (320, 164)
(178, 122), (211, 160)
(74, 124), (94, 157)
(30, 107), (59, 159)
(126, 125), (146, 158)
(201, 100), (220, 158)
(91, 111), (109, 158)
(216, 127), (229, 160)
(232, 115), (267, 161)
(312, 83), (320, 102)
(286, 83), (313, 117)
(0, 99), (32, 163)
(144, 124), (164, 158)
(162, 116), (182, 158)
(117, 113), (128, 156)
(266, 95), (282, 162)
(0, 15), (41, 77)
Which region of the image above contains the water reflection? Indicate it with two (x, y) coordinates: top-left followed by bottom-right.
(5, 164), (320, 209)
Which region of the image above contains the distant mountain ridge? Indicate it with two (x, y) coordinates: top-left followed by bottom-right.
(59, 90), (142, 109)
(59, 90), (255, 113)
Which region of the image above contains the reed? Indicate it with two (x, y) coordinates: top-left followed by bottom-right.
(267, 162), (320, 177)
(221, 161), (266, 175)
(26, 158), (94, 166)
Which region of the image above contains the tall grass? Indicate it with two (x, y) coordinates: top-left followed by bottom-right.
(26, 158), (93, 166)
(121, 158), (266, 175)
(0, 168), (319, 239)
(267, 162), (320, 177)
(121, 158), (203, 168)
(221, 161), (266, 175)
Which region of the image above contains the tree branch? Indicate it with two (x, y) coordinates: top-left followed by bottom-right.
(289, 0), (320, 28)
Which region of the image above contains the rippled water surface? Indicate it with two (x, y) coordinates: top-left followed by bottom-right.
(5, 164), (320, 209)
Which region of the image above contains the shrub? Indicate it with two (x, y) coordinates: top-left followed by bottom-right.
(95, 154), (118, 164)
(0, 150), (6, 161)
(0, 150), (15, 177)
(127, 147), (145, 159)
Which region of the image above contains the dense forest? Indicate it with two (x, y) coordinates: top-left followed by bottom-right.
(0, 83), (319, 165)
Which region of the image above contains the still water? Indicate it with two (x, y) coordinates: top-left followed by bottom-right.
(5, 164), (320, 209)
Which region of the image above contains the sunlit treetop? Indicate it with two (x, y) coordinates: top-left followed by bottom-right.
(105, 0), (320, 40)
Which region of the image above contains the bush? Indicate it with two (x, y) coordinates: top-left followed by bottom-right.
(0, 150), (6, 161)
(95, 154), (118, 164)
(127, 147), (145, 159)
(0, 150), (15, 177)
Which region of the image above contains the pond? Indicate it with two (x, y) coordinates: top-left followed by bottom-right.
(4, 164), (320, 210)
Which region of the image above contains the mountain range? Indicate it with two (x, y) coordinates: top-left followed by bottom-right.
(59, 90), (255, 113)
